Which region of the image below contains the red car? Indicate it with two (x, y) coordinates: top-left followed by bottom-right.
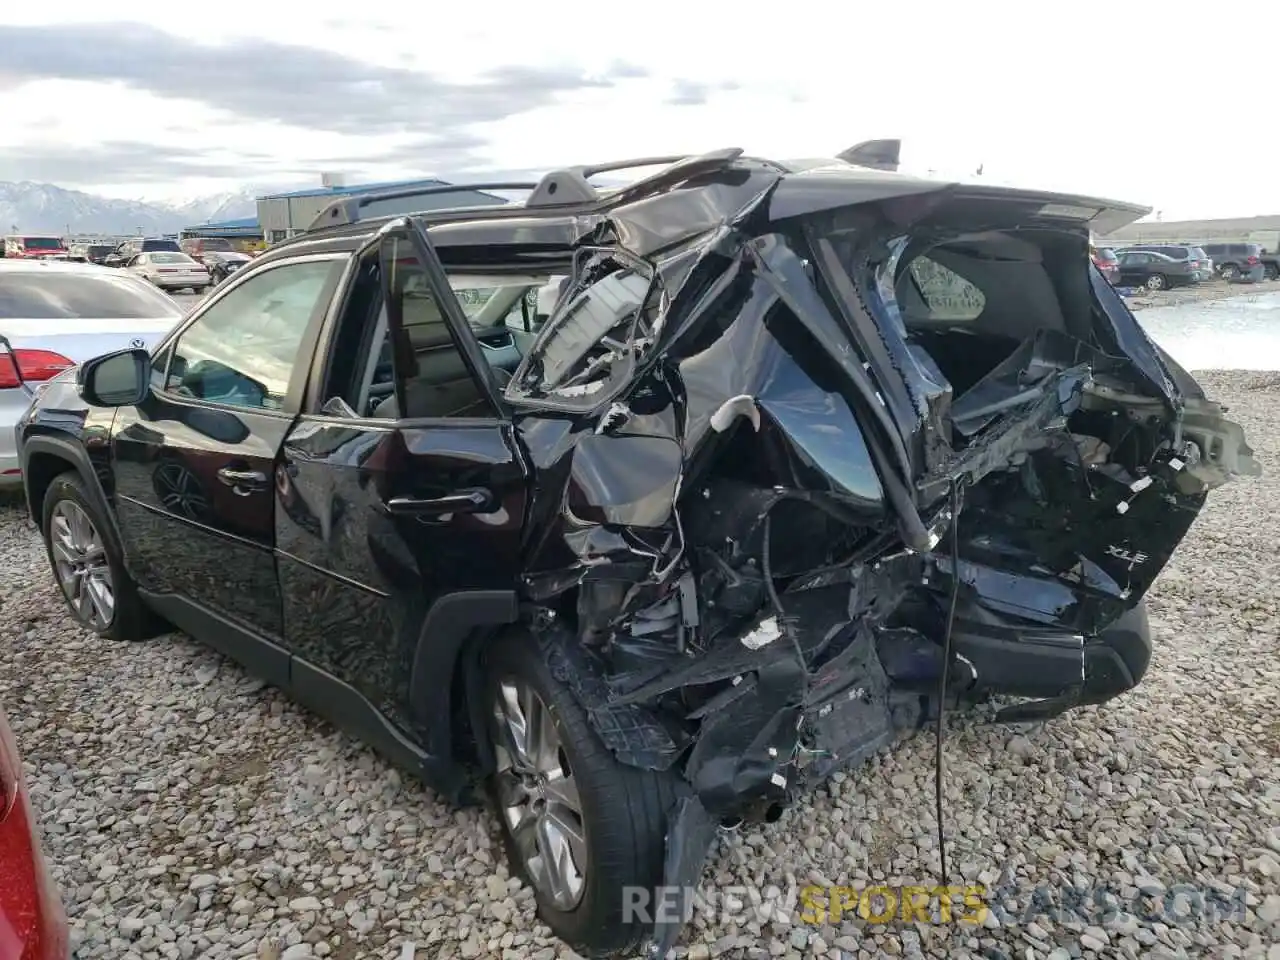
(1091, 245), (1121, 285)
(0, 703), (68, 960)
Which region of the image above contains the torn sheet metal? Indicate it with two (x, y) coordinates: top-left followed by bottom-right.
(497, 180), (1259, 957)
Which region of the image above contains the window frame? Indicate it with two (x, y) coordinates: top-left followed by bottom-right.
(148, 251), (352, 419)
(301, 227), (516, 427)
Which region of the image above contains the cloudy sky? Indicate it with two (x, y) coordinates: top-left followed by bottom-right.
(0, 4), (1276, 219)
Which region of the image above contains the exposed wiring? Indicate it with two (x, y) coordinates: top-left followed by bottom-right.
(761, 511), (808, 672)
(934, 476), (965, 883)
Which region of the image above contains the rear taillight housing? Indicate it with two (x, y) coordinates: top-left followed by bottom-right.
(1247, 255), (1260, 265)
(0, 348), (74, 389)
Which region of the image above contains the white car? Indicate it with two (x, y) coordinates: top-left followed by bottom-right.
(126, 251), (211, 292)
(0, 259), (183, 485)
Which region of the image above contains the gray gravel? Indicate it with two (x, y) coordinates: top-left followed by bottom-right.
(1, 370), (1278, 960)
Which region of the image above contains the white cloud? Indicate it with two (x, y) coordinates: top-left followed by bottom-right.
(0, 1), (1277, 218)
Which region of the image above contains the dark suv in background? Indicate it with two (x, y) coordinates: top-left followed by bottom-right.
(1197, 242), (1270, 282)
(68, 242), (115, 265)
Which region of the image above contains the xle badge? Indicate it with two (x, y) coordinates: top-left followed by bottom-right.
(1105, 545), (1149, 565)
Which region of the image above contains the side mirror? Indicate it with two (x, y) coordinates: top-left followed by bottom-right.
(78, 348), (151, 406)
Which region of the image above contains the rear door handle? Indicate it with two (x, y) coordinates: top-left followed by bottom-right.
(385, 488), (493, 517)
(217, 466), (268, 495)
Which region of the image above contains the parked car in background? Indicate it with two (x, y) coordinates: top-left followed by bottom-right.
(12, 148), (1261, 959)
(1261, 248), (1280, 281)
(1117, 243), (1211, 280)
(0, 259), (183, 484)
(126, 251), (211, 292)
(3, 235), (68, 260)
(1090, 245), (1121, 284)
(104, 237), (183, 268)
(68, 242), (115, 265)
(1196, 242), (1267, 282)
(1, 700), (71, 960)
(198, 250), (253, 286)
(180, 236), (235, 258)
(1187, 246), (1213, 279)
(1115, 249), (1201, 290)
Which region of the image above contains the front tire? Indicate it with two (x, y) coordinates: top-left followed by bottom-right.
(41, 471), (161, 642)
(483, 631), (683, 958)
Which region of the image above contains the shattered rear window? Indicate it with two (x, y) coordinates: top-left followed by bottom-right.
(505, 249), (659, 410)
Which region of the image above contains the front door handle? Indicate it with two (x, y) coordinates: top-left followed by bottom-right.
(385, 488), (494, 517)
(217, 466), (268, 496)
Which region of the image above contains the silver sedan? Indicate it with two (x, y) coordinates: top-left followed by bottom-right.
(126, 251), (212, 293)
(0, 260), (183, 486)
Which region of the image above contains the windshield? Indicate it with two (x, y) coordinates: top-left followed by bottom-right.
(197, 238), (233, 252)
(149, 252), (193, 264)
(22, 237), (63, 250)
(142, 239), (181, 252)
(0, 271), (184, 319)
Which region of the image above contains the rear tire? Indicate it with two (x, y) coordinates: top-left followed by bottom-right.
(483, 631), (683, 958)
(1264, 263), (1278, 281)
(1145, 274), (1167, 291)
(1220, 264), (1239, 281)
(41, 471), (163, 642)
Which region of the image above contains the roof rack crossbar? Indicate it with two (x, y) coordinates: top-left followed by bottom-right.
(308, 181), (539, 231)
(526, 147), (745, 208)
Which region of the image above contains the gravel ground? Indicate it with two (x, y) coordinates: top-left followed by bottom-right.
(2, 371), (1278, 960)
(1125, 277), (1280, 311)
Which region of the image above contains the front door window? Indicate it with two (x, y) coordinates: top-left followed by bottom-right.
(163, 260), (341, 411)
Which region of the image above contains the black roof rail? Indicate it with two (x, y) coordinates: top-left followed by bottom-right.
(303, 148), (748, 233)
(308, 181), (538, 232)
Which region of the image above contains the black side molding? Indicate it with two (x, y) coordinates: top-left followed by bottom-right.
(409, 590), (520, 757)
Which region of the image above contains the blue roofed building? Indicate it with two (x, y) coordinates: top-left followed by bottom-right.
(255, 175), (509, 244)
(179, 216), (264, 240)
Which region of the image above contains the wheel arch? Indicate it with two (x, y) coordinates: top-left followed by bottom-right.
(409, 590), (520, 781)
(20, 436), (116, 539)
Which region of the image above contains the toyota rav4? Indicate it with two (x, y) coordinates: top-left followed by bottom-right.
(15, 145), (1260, 958)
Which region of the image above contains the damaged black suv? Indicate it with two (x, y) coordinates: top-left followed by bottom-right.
(16, 145), (1260, 958)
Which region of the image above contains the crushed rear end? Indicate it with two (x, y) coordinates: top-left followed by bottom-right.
(499, 157), (1260, 954)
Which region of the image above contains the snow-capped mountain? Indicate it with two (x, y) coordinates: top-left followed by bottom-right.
(0, 181), (259, 236)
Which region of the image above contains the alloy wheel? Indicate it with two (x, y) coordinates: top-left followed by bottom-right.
(1221, 265), (1238, 280)
(492, 679), (587, 910)
(1146, 275), (1165, 290)
(49, 500), (115, 630)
